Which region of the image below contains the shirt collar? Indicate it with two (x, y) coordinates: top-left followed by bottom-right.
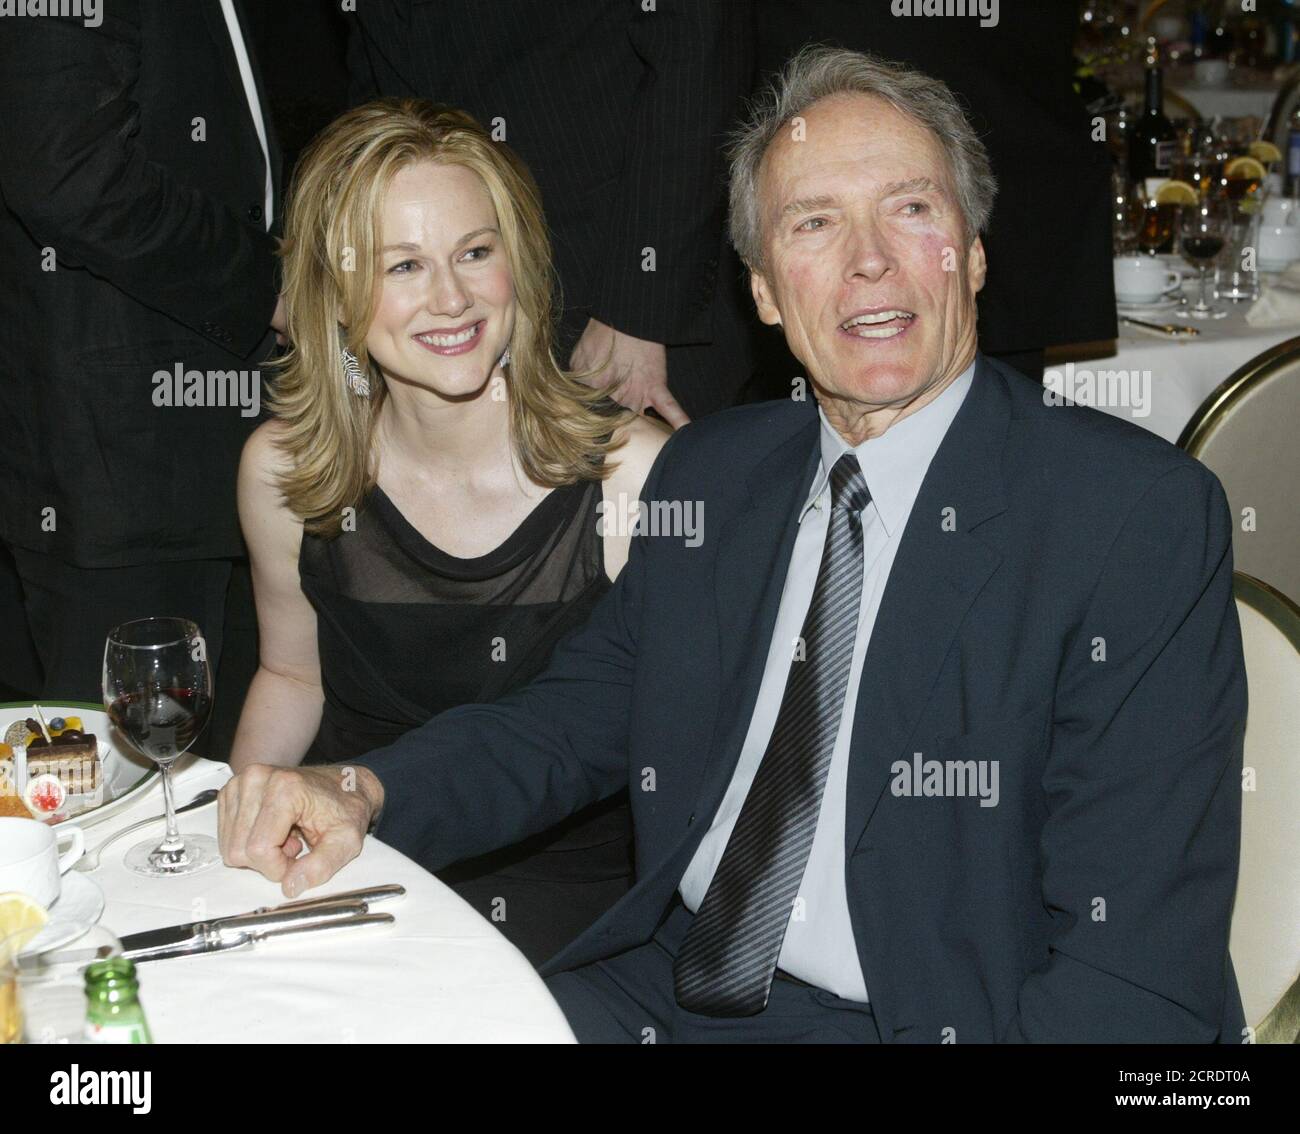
(800, 361), (976, 537)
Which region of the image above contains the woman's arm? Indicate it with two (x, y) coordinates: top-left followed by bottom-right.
(228, 422), (325, 772)
(601, 414), (672, 581)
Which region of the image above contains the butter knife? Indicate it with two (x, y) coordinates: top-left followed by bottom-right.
(118, 884), (405, 961)
(119, 900), (372, 962)
(123, 905), (392, 967)
(251, 883), (406, 915)
(124, 911), (396, 964)
(30, 907), (395, 969)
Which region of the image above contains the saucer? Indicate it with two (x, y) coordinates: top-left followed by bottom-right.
(1117, 295), (1182, 314)
(19, 872), (104, 957)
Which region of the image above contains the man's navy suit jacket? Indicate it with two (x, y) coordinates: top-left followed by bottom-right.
(354, 354), (1248, 1043)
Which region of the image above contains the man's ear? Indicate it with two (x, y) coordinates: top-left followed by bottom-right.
(750, 268), (782, 327)
(966, 236), (988, 295)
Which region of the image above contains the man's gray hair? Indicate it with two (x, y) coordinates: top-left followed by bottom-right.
(727, 45), (997, 272)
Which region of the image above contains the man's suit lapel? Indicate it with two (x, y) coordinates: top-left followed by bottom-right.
(231, 0), (284, 210)
(201, 0), (283, 214)
(843, 356), (1011, 855)
(696, 403), (821, 812)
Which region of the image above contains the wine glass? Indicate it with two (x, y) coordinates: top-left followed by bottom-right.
(103, 618), (218, 876)
(1179, 196), (1232, 319)
(1131, 185), (1174, 255)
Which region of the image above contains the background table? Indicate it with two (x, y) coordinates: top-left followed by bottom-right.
(1048, 274), (1300, 443)
(63, 758), (575, 1043)
(1169, 81), (1278, 122)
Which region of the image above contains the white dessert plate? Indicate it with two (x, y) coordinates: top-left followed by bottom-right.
(1, 702), (157, 828)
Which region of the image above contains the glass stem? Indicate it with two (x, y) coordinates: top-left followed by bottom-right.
(1198, 265), (1210, 309)
(156, 760), (184, 854)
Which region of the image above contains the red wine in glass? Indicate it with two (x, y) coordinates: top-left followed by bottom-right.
(1179, 196), (1232, 319)
(1181, 234), (1225, 263)
(103, 617), (219, 876)
(107, 687), (212, 764)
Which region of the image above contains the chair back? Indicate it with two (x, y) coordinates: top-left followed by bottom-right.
(1229, 573), (1300, 1043)
(1180, 337), (1300, 606)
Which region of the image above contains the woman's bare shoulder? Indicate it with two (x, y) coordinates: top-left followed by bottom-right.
(238, 419), (301, 545)
(241, 418), (294, 480)
(606, 413), (671, 495)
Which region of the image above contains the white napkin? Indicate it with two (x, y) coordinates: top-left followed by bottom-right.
(1246, 261), (1300, 327)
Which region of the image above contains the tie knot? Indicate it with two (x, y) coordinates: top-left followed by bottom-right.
(829, 452), (871, 515)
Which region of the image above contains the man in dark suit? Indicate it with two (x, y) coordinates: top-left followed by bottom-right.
(344, 0), (754, 426)
(751, 0), (1117, 384)
(0, 1), (282, 733)
(218, 47), (1245, 1043)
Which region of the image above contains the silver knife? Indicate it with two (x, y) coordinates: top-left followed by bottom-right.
(117, 884), (405, 960)
(119, 901), (371, 962)
(28, 909), (395, 969)
(251, 883), (406, 915)
(124, 911), (395, 964)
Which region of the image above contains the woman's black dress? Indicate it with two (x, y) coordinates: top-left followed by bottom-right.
(298, 477), (632, 964)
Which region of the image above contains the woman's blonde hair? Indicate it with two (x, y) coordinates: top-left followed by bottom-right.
(267, 98), (632, 537)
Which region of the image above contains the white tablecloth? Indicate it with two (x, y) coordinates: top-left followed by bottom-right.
(1048, 275), (1300, 443)
(67, 758), (575, 1043)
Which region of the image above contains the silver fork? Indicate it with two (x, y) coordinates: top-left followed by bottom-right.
(75, 789), (220, 871)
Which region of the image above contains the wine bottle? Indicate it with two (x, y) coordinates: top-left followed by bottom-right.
(1130, 64), (1177, 184)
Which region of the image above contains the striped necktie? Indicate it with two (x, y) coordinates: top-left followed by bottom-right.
(674, 451), (871, 1016)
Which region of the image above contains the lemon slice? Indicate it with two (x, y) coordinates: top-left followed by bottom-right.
(1225, 156), (1266, 181)
(1248, 140), (1282, 165)
(1156, 179), (1199, 206)
(0, 891), (49, 961)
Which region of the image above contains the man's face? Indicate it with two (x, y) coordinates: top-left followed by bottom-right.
(750, 93), (986, 434)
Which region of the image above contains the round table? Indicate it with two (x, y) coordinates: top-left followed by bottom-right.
(1047, 270), (1300, 444)
(1168, 82), (1278, 123)
(58, 757), (575, 1043)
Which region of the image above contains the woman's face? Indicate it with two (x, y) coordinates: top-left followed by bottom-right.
(364, 159), (516, 399)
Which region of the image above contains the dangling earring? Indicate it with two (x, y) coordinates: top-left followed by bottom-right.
(341, 343), (371, 397)
(497, 346), (512, 371)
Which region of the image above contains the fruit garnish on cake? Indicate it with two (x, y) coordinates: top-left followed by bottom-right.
(22, 716), (100, 793)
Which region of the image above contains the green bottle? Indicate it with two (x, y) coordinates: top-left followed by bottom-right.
(83, 958), (153, 1044)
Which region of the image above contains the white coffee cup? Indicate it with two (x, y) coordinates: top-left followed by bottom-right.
(1261, 197), (1297, 228)
(0, 817), (85, 909)
(1258, 224), (1300, 271)
(1192, 58), (1229, 87)
(1114, 256), (1182, 304)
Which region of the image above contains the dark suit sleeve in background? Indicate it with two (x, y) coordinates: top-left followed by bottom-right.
(592, 0), (750, 348)
(0, 3), (278, 358)
(1006, 464), (1246, 1042)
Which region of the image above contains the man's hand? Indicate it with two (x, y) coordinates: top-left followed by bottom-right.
(218, 763), (385, 898)
(570, 316), (689, 429)
(271, 294), (288, 346)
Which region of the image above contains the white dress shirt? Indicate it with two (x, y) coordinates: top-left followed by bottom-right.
(678, 362), (976, 1002)
(218, 0), (273, 231)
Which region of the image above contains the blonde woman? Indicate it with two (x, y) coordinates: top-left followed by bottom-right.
(229, 100), (668, 963)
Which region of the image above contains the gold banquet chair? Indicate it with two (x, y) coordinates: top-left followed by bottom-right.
(1179, 336), (1300, 608)
(1228, 572), (1300, 1044)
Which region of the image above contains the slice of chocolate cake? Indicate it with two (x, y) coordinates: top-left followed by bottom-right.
(24, 719), (101, 794)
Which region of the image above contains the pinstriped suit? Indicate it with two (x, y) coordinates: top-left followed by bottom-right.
(347, 0), (757, 419)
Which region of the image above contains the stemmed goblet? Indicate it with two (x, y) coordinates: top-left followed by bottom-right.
(103, 618), (218, 876)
